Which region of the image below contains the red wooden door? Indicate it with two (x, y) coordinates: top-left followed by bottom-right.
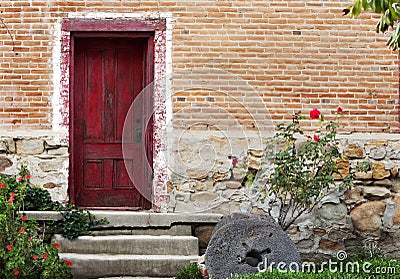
(72, 36), (153, 209)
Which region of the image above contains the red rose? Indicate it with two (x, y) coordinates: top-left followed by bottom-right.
(54, 243), (60, 249)
(16, 176), (23, 181)
(337, 106), (343, 113)
(18, 227), (26, 234)
(13, 270), (19, 276)
(24, 174), (31, 179)
(0, 183), (6, 188)
(309, 108), (321, 120)
(67, 261), (73, 267)
(232, 157), (238, 167)
(313, 134), (320, 142)
(6, 245), (12, 251)
(43, 254), (48, 259)
(20, 216), (27, 221)
(33, 255), (39, 260)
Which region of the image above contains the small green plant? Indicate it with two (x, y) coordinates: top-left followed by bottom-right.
(0, 166), (72, 278)
(254, 107), (351, 230)
(23, 185), (60, 211)
(176, 262), (203, 279)
(55, 208), (108, 240)
(348, 241), (387, 261)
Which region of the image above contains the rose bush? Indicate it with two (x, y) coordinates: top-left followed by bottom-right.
(259, 107), (351, 230)
(0, 165), (72, 278)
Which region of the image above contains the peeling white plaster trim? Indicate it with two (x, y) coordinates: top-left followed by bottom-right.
(164, 13), (173, 127)
(51, 19), (63, 133)
(67, 12), (172, 20)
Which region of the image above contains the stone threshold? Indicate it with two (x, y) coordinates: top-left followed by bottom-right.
(24, 211), (223, 228)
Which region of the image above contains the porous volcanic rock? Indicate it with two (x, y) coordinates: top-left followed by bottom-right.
(205, 213), (301, 279)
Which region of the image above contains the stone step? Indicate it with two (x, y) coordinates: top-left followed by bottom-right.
(89, 211), (222, 228)
(91, 225), (192, 236)
(59, 253), (199, 279)
(25, 211), (223, 228)
(54, 234), (199, 256)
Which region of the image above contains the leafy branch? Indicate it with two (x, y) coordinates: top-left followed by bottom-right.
(343, 0), (400, 51)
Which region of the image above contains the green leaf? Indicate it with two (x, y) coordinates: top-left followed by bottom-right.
(362, 0), (371, 11)
(383, 9), (393, 26)
(389, 5), (399, 21)
(382, 0), (389, 10)
(393, 2), (400, 14)
(371, 0), (382, 13)
(387, 23), (400, 50)
(353, 0), (362, 16)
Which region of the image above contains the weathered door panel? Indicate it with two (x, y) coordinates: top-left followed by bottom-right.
(72, 36), (152, 209)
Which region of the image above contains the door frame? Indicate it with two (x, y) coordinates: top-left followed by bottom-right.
(62, 18), (166, 209)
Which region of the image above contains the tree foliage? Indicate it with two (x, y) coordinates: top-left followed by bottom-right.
(344, 0), (400, 51)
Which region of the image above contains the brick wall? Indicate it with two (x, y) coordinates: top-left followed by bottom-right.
(0, 0), (398, 132)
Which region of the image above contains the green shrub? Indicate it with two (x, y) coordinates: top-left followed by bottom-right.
(0, 166), (72, 278)
(55, 208), (107, 240)
(23, 185), (60, 211)
(176, 262), (203, 279)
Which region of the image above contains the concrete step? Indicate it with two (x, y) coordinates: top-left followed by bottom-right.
(25, 211), (223, 228)
(91, 225), (192, 236)
(89, 211), (222, 228)
(54, 234), (198, 256)
(59, 253), (198, 279)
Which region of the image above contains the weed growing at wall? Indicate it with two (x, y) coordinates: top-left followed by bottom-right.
(176, 262), (203, 279)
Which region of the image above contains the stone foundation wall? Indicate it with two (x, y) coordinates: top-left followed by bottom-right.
(167, 132), (400, 258)
(2, 132), (400, 257)
(303, 135), (400, 259)
(0, 135), (69, 202)
(166, 130), (266, 214)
